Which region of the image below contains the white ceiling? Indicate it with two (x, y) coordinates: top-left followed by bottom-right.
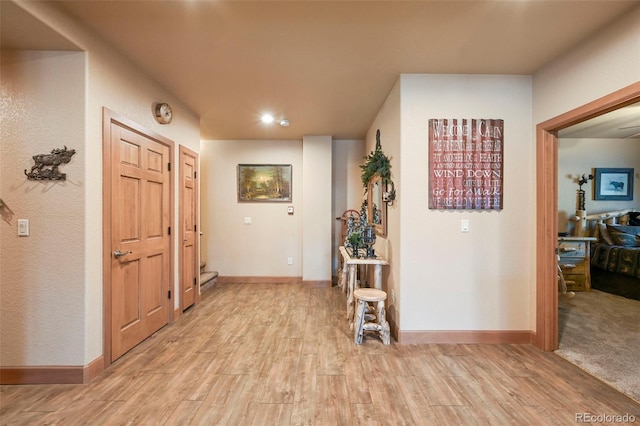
(558, 101), (640, 139)
(2, 0), (639, 140)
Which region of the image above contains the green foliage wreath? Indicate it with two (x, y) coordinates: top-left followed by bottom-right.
(360, 129), (396, 201)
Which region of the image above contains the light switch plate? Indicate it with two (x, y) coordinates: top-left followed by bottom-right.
(18, 219), (29, 236)
(287, 206), (294, 215)
(461, 219), (470, 233)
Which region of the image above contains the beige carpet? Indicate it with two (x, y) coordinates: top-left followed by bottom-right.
(556, 289), (640, 403)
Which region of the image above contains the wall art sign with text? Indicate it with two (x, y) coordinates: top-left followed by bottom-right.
(428, 118), (504, 210)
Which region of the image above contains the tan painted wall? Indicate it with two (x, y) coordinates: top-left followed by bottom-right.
(398, 75), (533, 332)
(364, 80), (401, 328)
(533, 7), (640, 125)
(200, 140), (304, 277)
(201, 137), (361, 280)
(1, 51), (86, 365)
(331, 139), (365, 275)
(302, 136), (332, 281)
(1, 1), (200, 367)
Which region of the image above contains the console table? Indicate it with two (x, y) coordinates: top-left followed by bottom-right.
(339, 246), (388, 323)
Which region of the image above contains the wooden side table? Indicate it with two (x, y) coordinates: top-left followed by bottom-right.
(557, 236), (597, 292)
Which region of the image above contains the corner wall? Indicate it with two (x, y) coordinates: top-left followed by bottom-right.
(365, 80), (402, 329)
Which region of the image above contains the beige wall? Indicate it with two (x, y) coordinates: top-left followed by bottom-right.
(558, 138), (640, 234)
(200, 140), (304, 277)
(533, 7), (640, 124)
(1, 1), (200, 367)
(302, 136), (332, 282)
(331, 139), (365, 274)
(364, 80), (401, 327)
(201, 137), (357, 281)
(1, 51), (86, 365)
(397, 74), (534, 332)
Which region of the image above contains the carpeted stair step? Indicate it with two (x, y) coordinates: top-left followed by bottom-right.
(200, 270), (218, 285)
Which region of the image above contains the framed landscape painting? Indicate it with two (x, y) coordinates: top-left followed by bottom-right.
(594, 168), (633, 201)
(237, 164), (292, 202)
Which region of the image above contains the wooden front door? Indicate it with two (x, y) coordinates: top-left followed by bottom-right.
(180, 146), (199, 311)
(106, 112), (173, 362)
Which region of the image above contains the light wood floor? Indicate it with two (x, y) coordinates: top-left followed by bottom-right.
(2, 282), (639, 425)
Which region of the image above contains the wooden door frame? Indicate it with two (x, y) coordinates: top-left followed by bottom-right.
(535, 82), (640, 351)
(102, 108), (175, 367)
(178, 145), (200, 314)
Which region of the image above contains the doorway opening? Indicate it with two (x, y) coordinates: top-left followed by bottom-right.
(535, 82), (640, 351)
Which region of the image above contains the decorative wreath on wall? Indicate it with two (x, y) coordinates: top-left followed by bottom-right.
(360, 129), (396, 202)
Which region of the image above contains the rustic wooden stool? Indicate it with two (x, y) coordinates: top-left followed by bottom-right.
(353, 288), (390, 345)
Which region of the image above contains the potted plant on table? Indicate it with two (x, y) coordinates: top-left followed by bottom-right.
(348, 232), (362, 258)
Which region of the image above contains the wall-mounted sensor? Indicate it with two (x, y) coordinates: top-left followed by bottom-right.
(287, 206), (294, 215)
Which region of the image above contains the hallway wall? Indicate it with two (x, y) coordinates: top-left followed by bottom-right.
(0, 50), (86, 365)
(1, 1), (201, 369)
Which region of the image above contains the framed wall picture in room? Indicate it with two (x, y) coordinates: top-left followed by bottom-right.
(237, 164), (292, 202)
(594, 168), (634, 201)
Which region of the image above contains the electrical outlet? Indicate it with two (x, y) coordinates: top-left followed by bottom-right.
(287, 257), (293, 265)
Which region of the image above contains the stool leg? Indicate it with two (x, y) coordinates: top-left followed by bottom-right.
(381, 321), (390, 345)
(354, 299), (366, 345)
(377, 300), (390, 345)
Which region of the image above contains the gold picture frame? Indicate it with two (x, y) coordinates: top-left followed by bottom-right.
(237, 164), (292, 202)
(368, 175), (386, 236)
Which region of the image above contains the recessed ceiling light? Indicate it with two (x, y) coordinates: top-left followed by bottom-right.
(279, 119), (290, 127)
(261, 114), (274, 124)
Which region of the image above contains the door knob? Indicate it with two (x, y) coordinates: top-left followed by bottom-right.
(113, 250), (132, 258)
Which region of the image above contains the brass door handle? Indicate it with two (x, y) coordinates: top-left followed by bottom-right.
(113, 250), (132, 258)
